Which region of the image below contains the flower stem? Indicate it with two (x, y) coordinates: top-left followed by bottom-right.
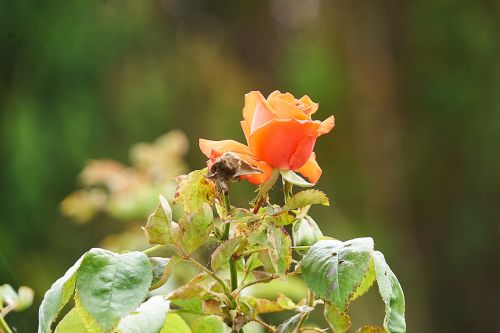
(0, 315), (13, 333)
(142, 244), (167, 256)
(222, 191), (231, 241)
(229, 256), (238, 291)
(254, 318), (276, 332)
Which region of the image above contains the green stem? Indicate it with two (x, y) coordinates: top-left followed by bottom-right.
(0, 315), (13, 333)
(229, 256), (238, 291)
(142, 244), (167, 256)
(222, 192), (231, 241)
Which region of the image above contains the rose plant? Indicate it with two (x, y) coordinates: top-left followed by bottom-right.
(38, 91), (406, 333)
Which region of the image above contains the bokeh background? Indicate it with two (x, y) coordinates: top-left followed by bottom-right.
(1, 0), (499, 332)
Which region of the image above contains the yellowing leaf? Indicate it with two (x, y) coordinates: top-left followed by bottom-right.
(174, 169), (215, 214)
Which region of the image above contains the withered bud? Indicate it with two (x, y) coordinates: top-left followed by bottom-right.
(207, 152), (262, 193)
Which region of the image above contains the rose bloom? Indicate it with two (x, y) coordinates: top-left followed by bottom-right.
(199, 91), (334, 184)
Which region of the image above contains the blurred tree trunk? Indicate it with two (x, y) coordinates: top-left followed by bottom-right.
(330, 1), (432, 332)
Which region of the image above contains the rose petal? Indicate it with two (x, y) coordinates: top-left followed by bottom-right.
(289, 135), (317, 170)
(199, 139), (253, 158)
(268, 97), (310, 121)
(295, 152), (322, 184)
(243, 91), (276, 133)
(299, 95), (319, 115)
(318, 115), (335, 135)
(248, 118), (320, 169)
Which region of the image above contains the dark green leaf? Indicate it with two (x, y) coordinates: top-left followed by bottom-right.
(373, 251), (406, 333)
(301, 238), (374, 311)
(75, 249), (152, 332)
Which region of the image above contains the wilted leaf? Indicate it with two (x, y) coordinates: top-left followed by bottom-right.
(301, 238), (374, 311)
(150, 255), (180, 290)
(75, 249), (152, 332)
(267, 226), (292, 279)
(178, 203), (214, 252)
(38, 253), (87, 333)
(372, 251), (406, 333)
(167, 284), (207, 300)
(282, 190), (329, 212)
(324, 303), (351, 333)
(280, 170), (313, 187)
(117, 296), (170, 333)
(174, 169), (215, 213)
(211, 237), (242, 271)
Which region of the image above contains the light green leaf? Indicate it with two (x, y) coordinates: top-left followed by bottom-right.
(150, 255), (180, 290)
(280, 170), (313, 187)
(324, 303), (351, 333)
(54, 308), (89, 333)
(267, 226), (292, 280)
(144, 195), (176, 245)
(174, 169), (215, 214)
(372, 251), (406, 333)
(179, 203), (214, 252)
(276, 312), (307, 333)
(160, 313), (191, 333)
(38, 253), (86, 333)
(355, 326), (387, 333)
(211, 237), (242, 271)
(75, 249), (153, 332)
(117, 296), (170, 333)
(191, 315), (230, 333)
(301, 238), (374, 311)
(256, 169), (280, 198)
(282, 190), (329, 212)
(351, 258), (376, 301)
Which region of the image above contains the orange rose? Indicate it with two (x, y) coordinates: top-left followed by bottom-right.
(199, 91), (334, 184)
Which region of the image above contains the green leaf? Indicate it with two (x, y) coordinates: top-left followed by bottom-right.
(301, 238), (374, 311)
(211, 237), (242, 271)
(276, 312), (307, 333)
(38, 253), (86, 333)
(292, 216), (323, 249)
(355, 326), (387, 333)
(267, 226), (292, 279)
(324, 303), (351, 333)
(144, 195), (176, 245)
(282, 190), (329, 212)
(150, 255), (180, 290)
(191, 315), (230, 333)
(160, 313), (191, 333)
(117, 296), (170, 333)
(351, 258), (376, 301)
(54, 308), (89, 333)
(75, 249), (153, 332)
(174, 169), (215, 214)
(256, 169), (280, 198)
(178, 203), (214, 252)
(372, 251), (406, 333)
(280, 170), (313, 187)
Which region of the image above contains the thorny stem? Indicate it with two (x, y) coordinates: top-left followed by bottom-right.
(0, 315), (13, 333)
(252, 195), (265, 214)
(254, 318), (276, 332)
(185, 257), (236, 308)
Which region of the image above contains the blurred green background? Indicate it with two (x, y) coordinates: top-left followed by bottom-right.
(1, 0), (499, 332)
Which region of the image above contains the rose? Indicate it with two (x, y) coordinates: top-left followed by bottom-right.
(199, 90), (334, 184)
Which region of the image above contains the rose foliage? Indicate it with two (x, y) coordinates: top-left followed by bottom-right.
(39, 91), (406, 333)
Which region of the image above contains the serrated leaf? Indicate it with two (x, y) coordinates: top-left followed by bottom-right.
(276, 312), (307, 333)
(324, 303), (351, 333)
(351, 258), (375, 301)
(256, 169), (280, 197)
(75, 249), (153, 332)
(372, 251), (406, 333)
(38, 253), (87, 333)
(355, 326), (386, 333)
(54, 308), (89, 333)
(280, 170), (314, 187)
(267, 227), (292, 280)
(301, 238), (374, 311)
(160, 313), (191, 333)
(144, 195), (176, 245)
(174, 169), (215, 213)
(191, 315), (230, 333)
(282, 190), (329, 212)
(211, 237), (242, 271)
(178, 203), (214, 253)
(117, 296), (170, 333)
